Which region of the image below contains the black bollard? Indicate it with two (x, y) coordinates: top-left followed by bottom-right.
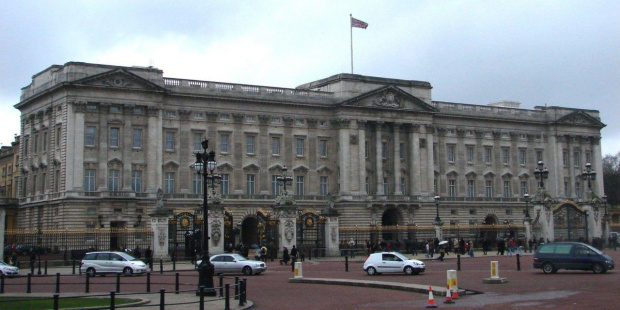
(199, 286), (205, 310)
(44, 260), (48, 275)
(27, 273), (32, 293)
(116, 273), (121, 293)
(1, 274), (5, 294)
(225, 283), (230, 310)
(291, 259), (295, 272)
(457, 254), (461, 271)
(53, 293), (59, 310)
(146, 272), (151, 292)
(517, 254), (521, 271)
(175, 273), (179, 294)
(160, 289), (166, 310)
(345, 255), (349, 272)
(234, 276), (239, 300)
(219, 275), (224, 297)
(110, 291), (116, 310)
(72, 260), (76, 275)
(85, 273), (90, 293)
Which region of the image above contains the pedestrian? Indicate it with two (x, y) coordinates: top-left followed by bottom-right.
(438, 245), (446, 261)
(133, 245), (142, 259)
(482, 239), (488, 255)
(468, 241), (475, 258)
(425, 242), (430, 258)
(280, 247), (290, 265)
(29, 248), (36, 269)
(260, 245), (268, 262)
(459, 238), (466, 255)
(290, 245), (298, 265)
(498, 239), (505, 256)
(508, 238), (515, 257)
(145, 246), (153, 269)
(299, 244), (306, 262)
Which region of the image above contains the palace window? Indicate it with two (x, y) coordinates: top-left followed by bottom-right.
(131, 170), (143, 193)
(246, 174), (255, 195)
(85, 126), (96, 147)
(220, 174), (229, 195)
(220, 133), (229, 153)
(272, 137), (281, 155)
(133, 129), (143, 149)
(503, 181), (511, 198)
(486, 180), (493, 198)
(320, 176), (329, 196)
(165, 132), (175, 151)
(164, 172), (175, 194)
(108, 169), (120, 192)
(296, 176), (305, 195)
(319, 139), (328, 157)
(109, 128), (120, 148)
(246, 136), (255, 154)
(84, 170), (96, 192)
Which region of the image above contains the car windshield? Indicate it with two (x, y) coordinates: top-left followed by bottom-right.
(392, 252), (409, 261)
(117, 252), (140, 261)
(0, 261), (10, 266)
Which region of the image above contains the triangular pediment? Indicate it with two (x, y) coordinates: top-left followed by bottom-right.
(338, 85), (438, 112)
(72, 69), (166, 93)
(554, 111), (605, 128)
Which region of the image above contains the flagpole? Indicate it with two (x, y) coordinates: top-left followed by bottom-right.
(350, 14), (353, 74)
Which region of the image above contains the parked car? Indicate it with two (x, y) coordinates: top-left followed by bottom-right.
(363, 252), (425, 275)
(80, 251), (147, 276)
(195, 253), (266, 275)
(0, 260), (19, 277)
(533, 242), (614, 274)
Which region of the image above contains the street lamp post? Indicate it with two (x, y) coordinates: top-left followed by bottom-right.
(276, 165), (293, 194)
(434, 196), (441, 224)
(534, 161), (549, 190)
(194, 139), (220, 296)
(603, 194), (610, 247)
(582, 162), (596, 198)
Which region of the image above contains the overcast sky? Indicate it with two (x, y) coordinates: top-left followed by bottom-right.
(1, 1), (618, 156)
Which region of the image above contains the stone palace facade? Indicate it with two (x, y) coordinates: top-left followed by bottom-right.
(13, 62), (605, 247)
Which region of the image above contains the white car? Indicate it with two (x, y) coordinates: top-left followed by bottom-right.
(0, 260), (19, 277)
(363, 252), (425, 275)
(196, 253), (266, 275)
(80, 251), (147, 276)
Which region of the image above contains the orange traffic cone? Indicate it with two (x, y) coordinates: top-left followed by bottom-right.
(451, 287), (459, 299)
(426, 286), (438, 308)
(444, 286), (455, 304)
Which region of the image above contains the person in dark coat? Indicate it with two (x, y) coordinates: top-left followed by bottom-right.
(145, 246), (153, 269)
(280, 247), (290, 265)
(133, 245), (142, 259)
(290, 245), (298, 265)
(459, 238), (466, 255)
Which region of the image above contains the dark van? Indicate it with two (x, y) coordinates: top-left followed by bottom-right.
(533, 242), (614, 274)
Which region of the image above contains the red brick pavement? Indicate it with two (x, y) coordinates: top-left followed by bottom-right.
(2, 249), (619, 309)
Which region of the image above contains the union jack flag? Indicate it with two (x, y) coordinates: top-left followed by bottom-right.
(351, 16), (368, 29)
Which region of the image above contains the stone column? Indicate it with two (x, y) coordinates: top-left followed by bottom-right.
(375, 122), (384, 195)
(274, 204), (298, 250)
(592, 137), (604, 197)
(534, 201), (555, 243)
(322, 209), (340, 257)
(258, 115), (271, 195)
(232, 114), (245, 194)
(208, 198), (225, 255)
(393, 123), (402, 196)
(358, 120), (368, 195)
(425, 125), (435, 195)
(0, 206), (5, 262)
(410, 125), (421, 196)
(434, 222), (444, 240)
(146, 107), (162, 192)
(337, 118), (351, 195)
(149, 209), (172, 260)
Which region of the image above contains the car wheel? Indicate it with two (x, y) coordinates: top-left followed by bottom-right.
(404, 266), (414, 275)
(86, 268), (96, 277)
(542, 262), (554, 274)
(242, 266), (253, 275)
(123, 267), (133, 276)
(366, 267), (377, 276)
(592, 263), (604, 274)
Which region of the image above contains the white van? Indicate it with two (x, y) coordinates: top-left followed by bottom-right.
(80, 251), (147, 276)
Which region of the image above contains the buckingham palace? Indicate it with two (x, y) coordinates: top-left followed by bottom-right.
(9, 61), (607, 256)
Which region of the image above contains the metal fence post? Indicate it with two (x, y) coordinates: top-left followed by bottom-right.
(116, 273), (121, 293)
(85, 273), (90, 293)
(160, 259), (163, 274)
(146, 272), (151, 292)
(159, 289), (166, 310)
(27, 273), (32, 293)
(55, 273), (60, 293)
(72, 260), (76, 275)
(110, 291), (116, 310)
(44, 260), (48, 275)
(457, 254), (461, 271)
(345, 256), (349, 272)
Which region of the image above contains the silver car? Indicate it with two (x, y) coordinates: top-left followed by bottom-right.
(80, 251), (147, 276)
(0, 260), (19, 277)
(196, 253), (266, 275)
